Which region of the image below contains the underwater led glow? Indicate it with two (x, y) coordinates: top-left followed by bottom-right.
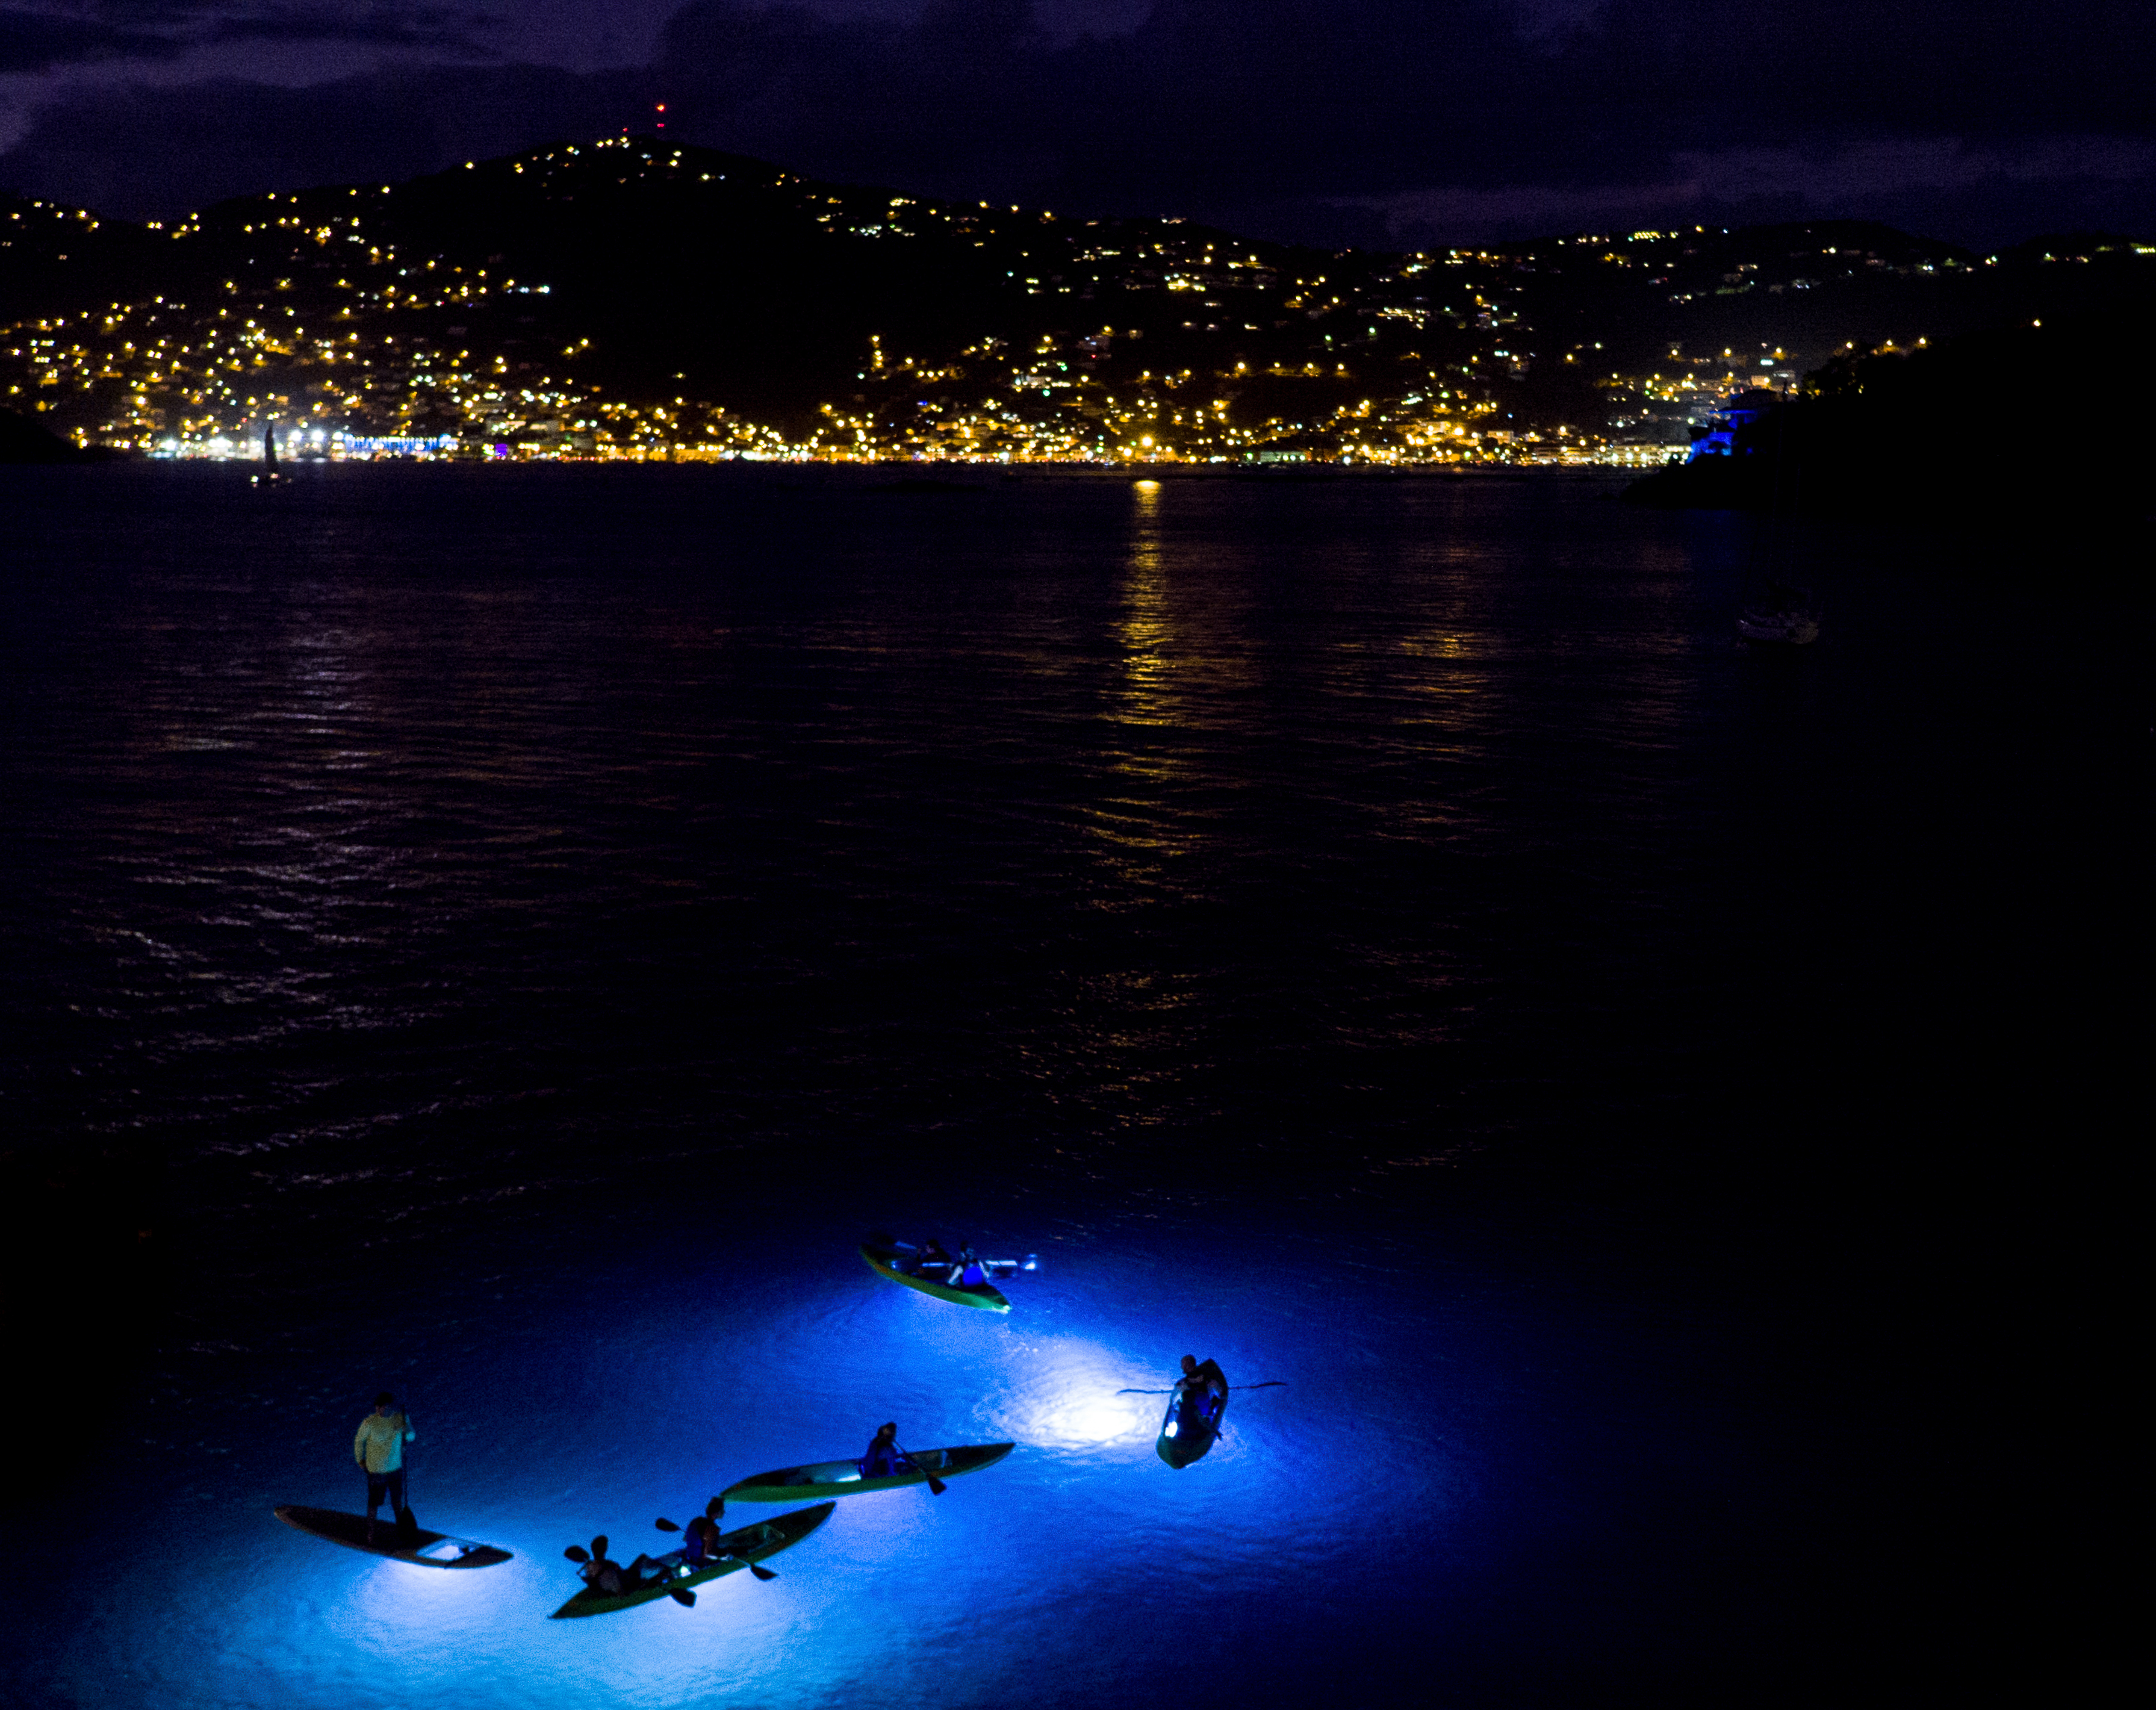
(975, 1333), (1159, 1450)
(1056, 1395), (1149, 1444)
(18, 1195), (1507, 1710)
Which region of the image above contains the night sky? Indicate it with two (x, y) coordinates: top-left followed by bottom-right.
(3, 2), (2152, 253)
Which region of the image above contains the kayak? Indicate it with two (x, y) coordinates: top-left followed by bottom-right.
(549, 1502), (834, 1619)
(722, 1442), (1015, 1504)
(859, 1239), (1010, 1311)
(274, 1504), (512, 1568)
(1156, 1360), (1228, 1469)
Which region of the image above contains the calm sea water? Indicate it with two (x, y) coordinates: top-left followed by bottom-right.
(0, 464), (2132, 1707)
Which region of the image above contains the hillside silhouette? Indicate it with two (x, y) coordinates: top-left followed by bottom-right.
(4, 138), (2150, 460)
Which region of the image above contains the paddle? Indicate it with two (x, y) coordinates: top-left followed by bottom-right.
(392, 1417), (420, 1550)
(392, 1398), (415, 1536)
(893, 1443), (947, 1495)
(879, 1233), (1013, 1284)
(1116, 1381), (1286, 1395)
(653, 1515), (778, 1580)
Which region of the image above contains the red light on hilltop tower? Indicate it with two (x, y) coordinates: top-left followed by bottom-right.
(655, 103), (667, 130)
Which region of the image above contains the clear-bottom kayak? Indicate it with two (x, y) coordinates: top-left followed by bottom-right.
(549, 1502), (835, 1619)
(1157, 1361), (1228, 1468)
(722, 1443), (1015, 1503)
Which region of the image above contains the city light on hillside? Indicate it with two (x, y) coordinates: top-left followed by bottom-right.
(8, 138), (2136, 468)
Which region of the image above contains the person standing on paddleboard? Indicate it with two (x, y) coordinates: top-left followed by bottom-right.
(354, 1392), (416, 1542)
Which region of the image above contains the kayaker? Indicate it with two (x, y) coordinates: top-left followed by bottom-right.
(861, 1421), (910, 1477)
(1174, 1358), (1220, 1425)
(914, 1238), (953, 1276)
(957, 1246), (988, 1288)
(582, 1546), (664, 1597)
(681, 1516), (725, 1568)
(353, 1392), (416, 1542)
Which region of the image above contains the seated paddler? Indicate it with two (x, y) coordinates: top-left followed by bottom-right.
(913, 1238), (953, 1277)
(1174, 1356), (1221, 1425)
(956, 1245), (988, 1288)
(861, 1421), (911, 1478)
(681, 1515), (726, 1568)
(582, 1546), (663, 1597)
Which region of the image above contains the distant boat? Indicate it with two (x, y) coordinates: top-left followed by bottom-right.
(252, 424), (283, 486)
(1738, 581), (1820, 646)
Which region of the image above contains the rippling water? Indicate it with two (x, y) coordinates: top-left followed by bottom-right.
(2, 463), (2128, 1706)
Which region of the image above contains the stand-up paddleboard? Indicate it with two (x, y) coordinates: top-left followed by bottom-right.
(859, 1237), (1015, 1311)
(1157, 1360), (1227, 1468)
(551, 1503), (835, 1619)
(722, 1442), (1014, 1503)
(274, 1505), (512, 1567)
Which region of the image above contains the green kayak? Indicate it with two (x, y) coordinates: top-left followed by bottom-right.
(859, 1239), (1011, 1311)
(549, 1502), (834, 1619)
(722, 1442), (1014, 1504)
(1156, 1360), (1228, 1469)
(274, 1504), (512, 1568)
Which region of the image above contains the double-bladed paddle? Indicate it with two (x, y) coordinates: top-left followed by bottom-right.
(565, 1535), (702, 1605)
(1116, 1381), (1286, 1395)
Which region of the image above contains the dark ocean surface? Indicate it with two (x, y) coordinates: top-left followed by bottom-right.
(0, 463), (2134, 1707)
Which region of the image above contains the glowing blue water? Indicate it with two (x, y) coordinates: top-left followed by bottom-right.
(9, 463), (2115, 1705)
(20, 1190), (1819, 1708)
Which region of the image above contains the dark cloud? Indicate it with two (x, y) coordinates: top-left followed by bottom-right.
(636, 0), (2156, 209)
(0, 6), (182, 72)
(0, 62), (631, 215)
(2, 2), (499, 67)
(2, 0), (2150, 246)
(201, 9), (496, 52)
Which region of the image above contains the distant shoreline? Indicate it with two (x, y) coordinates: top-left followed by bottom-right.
(4, 454), (1641, 482)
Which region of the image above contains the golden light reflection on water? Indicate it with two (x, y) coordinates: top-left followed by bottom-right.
(1088, 479), (1246, 892)
(1112, 479), (1177, 737)
(1401, 630), (1475, 663)
(1392, 624), (1489, 731)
